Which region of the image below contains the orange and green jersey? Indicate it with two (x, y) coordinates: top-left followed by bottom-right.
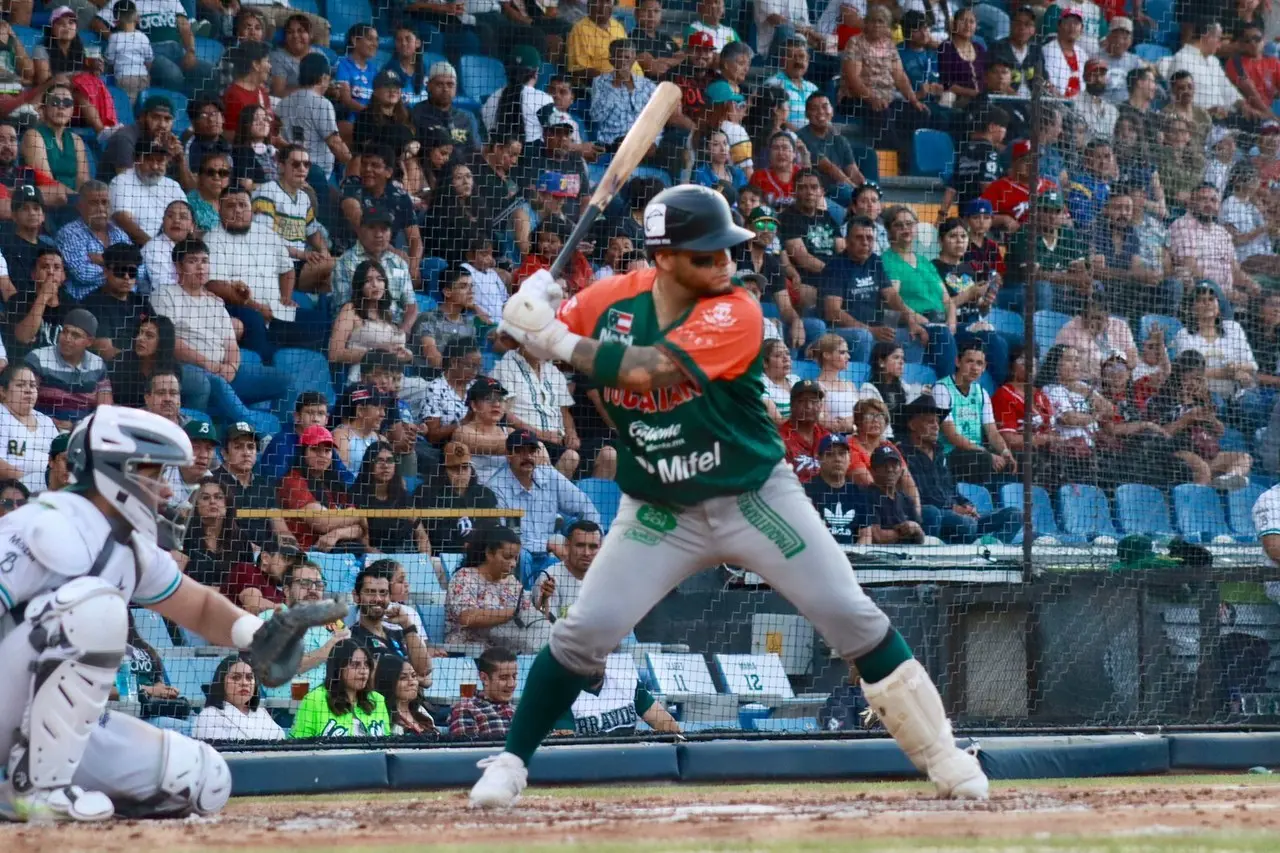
(557, 268), (783, 506)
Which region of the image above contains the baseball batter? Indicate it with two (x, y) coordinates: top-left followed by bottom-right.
(469, 185), (988, 807)
(0, 406), (340, 822)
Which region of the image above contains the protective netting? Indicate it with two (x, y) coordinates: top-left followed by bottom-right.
(0, 0), (1277, 745)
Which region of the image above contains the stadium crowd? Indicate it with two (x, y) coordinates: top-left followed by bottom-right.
(0, 0), (1277, 740)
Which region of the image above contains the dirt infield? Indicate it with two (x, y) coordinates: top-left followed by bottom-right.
(5, 775), (1280, 852)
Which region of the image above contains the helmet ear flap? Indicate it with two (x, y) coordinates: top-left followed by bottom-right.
(66, 415), (93, 487)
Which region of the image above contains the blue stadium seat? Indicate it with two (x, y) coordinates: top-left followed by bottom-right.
(577, 477), (621, 531)
(275, 347), (337, 411)
(132, 608), (173, 651)
(1172, 484), (1234, 542)
(108, 86), (136, 127)
(12, 25), (39, 55)
(841, 363), (870, 385)
(792, 359), (820, 380)
(290, 0), (320, 14)
(459, 54), (506, 102)
(513, 653), (537, 700)
(1134, 43), (1172, 63)
(438, 552), (465, 578)
(911, 129), (955, 180)
(1033, 310), (1070, 357)
(194, 36), (224, 67)
(421, 51), (447, 74)
(902, 364), (936, 387)
(315, 45), (340, 66)
(1058, 484), (1120, 541)
(1140, 314), (1182, 353)
(327, 0), (374, 51)
(372, 553), (444, 596)
(308, 551), (360, 596)
(1228, 483), (1265, 541)
(164, 655), (224, 703)
(1115, 483), (1176, 538)
(417, 603), (446, 644)
(956, 482), (993, 516)
(999, 484), (1073, 542)
(180, 626), (209, 648)
(631, 165), (672, 187)
(974, 3), (1010, 44)
(990, 308), (1024, 341)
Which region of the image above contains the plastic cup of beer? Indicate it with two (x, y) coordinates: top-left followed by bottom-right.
(459, 682), (476, 698)
(291, 680), (309, 701)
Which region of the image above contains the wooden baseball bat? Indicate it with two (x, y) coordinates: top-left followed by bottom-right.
(548, 80), (684, 279)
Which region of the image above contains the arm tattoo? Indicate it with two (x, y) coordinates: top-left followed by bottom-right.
(570, 337), (690, 392)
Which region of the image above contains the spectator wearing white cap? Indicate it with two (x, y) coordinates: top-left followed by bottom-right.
(411, 61), (483, 167)
(1093, 17), (1144, 104)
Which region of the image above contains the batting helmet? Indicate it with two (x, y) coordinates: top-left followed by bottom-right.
(643, 184), (755, 253)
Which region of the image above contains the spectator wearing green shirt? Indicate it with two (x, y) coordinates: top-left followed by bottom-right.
(289, 639), (391, 739)
(880, 205), (958, 382)
(1006, 189), (1094, 316)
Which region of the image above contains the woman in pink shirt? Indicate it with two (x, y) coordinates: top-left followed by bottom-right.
(1052, 298), (1138, 385)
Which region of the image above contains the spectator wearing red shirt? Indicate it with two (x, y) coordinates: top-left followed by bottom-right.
(514, 215), (593, 294)
(223, 540), (305, 614)
(1225, 23), (1280, 120)
(981, 139), (1059, 233)
(277, 424), (367, 551)
(991, 345), (1055, 455)
(779, 379), (832, 483)
(748, 132), (799, 207)
(223, 41), (275, 136)
(448, 646), (518, 740)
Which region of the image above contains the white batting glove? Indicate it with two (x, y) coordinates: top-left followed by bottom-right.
(515, 268), (565, 310)
(500, 290), (581, 362)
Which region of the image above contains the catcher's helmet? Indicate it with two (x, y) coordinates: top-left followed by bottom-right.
(643, 184), (755, 253)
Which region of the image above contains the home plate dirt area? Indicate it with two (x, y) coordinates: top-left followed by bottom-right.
(5, 776), (1280, 852)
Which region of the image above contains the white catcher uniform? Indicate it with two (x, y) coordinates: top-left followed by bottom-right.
(0, 490), (231, 819)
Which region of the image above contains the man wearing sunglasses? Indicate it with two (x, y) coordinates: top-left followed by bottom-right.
(471, 184), (989, 807)
(80, 243), (146, 361)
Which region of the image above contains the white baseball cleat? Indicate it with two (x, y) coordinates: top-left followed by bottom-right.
(468, 752), (528, 809)
(11, 786), (114, 823)
(860, 659), (991, 801)
(928, 745), (989, 800)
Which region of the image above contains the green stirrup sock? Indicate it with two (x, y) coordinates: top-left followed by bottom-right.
(504, 646), (593, 763)
(854, 629), (915, 685)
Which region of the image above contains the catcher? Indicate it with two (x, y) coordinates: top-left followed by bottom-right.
(0, 406), (343, 822)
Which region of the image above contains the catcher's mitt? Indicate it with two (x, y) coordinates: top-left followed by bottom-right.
(248, 600), (347, 687)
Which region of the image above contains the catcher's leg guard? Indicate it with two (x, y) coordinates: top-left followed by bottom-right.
(73, 711), (231, 818)
(7, 577), (127, 821)
(860, 659), (989, 800)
